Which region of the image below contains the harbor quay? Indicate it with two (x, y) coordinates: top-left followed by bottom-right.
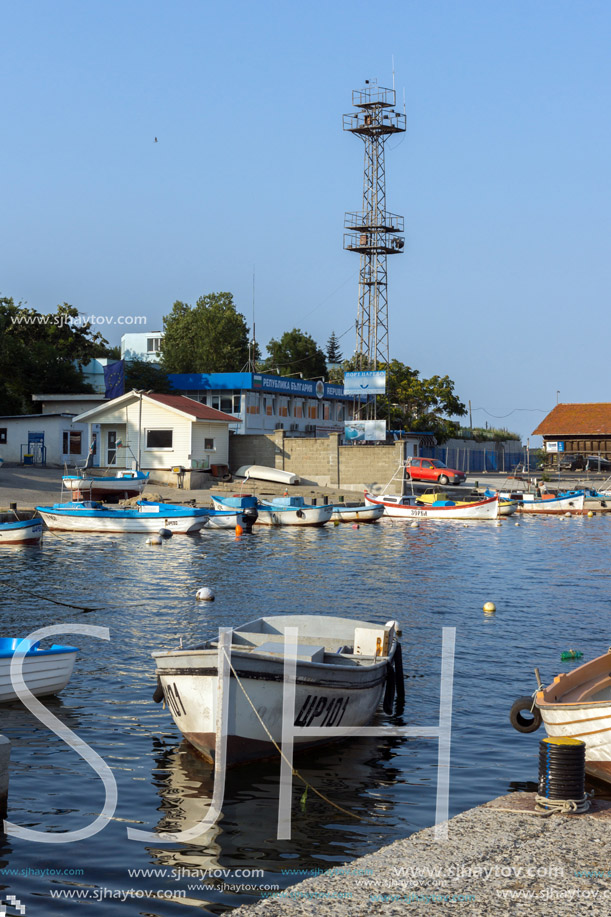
(231, 794), (611, 916)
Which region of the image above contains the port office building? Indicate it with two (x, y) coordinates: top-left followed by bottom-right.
(168, 372), (353, 436)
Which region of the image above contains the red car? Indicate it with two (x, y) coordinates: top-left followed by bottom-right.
(405, 457), (467, 485)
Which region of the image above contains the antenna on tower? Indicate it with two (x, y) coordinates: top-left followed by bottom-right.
(392, 55), (395, 92)
(247, 266), (257, 373)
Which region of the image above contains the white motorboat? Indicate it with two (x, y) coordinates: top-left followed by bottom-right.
(0, 638), (78, 703)
(256, 495), (333, 526)
(35, 500), (210, 534)
(153, 614), (403, 766)
(330, 503), (384, 523)
(0, 514), (43, 545)
(235, 465), (300, 486)
(61, 469), (149, 501)
(364, 491), (499, 520)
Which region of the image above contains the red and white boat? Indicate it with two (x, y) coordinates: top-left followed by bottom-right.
(364, 491), (499, 520)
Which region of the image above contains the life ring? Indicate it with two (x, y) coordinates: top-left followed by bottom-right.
(509, 695), (542, 733)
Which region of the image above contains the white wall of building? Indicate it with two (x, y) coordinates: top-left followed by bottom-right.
(120, 333), (164, 363)
(0, 416), (90, 466)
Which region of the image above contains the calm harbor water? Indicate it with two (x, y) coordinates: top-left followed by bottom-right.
(0, 513), (609, 915)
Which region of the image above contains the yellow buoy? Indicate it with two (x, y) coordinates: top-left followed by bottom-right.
(483, 601), (496, 614)
(587, 511), (594, 518)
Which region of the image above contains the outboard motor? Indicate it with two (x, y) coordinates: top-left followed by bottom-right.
(241, 507), (258, 531)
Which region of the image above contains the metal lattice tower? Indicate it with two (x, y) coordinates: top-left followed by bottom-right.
(343, 81), (406, 375)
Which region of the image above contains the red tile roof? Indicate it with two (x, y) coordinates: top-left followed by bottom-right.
(533, 403), (611, 436)
(146, 393), (239, 423)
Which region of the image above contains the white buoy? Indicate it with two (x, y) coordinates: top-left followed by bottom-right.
(196, 587), (215, 602)
(410, 521), (419, 528)
(483, 602), (496, 614)
(515, 522), (520, 526)
(158, 528), (173, 539)
(146, 535), (163, 545)
(565, 512), (571, 517)
(495, 520), (502, 526)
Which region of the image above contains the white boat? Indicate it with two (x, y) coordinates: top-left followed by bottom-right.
(256, 495), (333, 526)
(61, 469), (149, 500)
(501, 491), (586, 515)
(35, 500), (210, 534)
(0, 638), (78, 703)
(208, 494), (259, 530)
(331, 503), (384, 523)
(364, 491), (499, 520)
(235, 465), (300, 486)
(0, 514), (43, 545)
(511, 651), (611, 784)
(153, 614), (402, 766)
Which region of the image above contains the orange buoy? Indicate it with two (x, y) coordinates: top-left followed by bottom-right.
(235, 523), (243, 536)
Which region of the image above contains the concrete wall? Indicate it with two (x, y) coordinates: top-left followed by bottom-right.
(228, 432), (406, 492)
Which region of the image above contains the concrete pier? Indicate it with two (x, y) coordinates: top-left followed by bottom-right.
(232, 793), (611, 916)
(0, 735), (10, 822)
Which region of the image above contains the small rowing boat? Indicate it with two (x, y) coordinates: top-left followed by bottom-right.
(499, 491), (585, 515)
(0, 638), (78, 703)
(331, 503), (384, 523)
(152, 614), (403, 765)
(256, 495), (333, 526)
(0, 514), (43, 545)
(510, 650), (611, 784)
(235, 465), (300, 486)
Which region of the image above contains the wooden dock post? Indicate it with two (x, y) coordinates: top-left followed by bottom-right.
(0, 735), (10, 821)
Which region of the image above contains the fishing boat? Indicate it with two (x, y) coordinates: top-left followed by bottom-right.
(256, 495), (333, 526)
(61, 469), (149, 501)
(501, 491), (586, 515)
(0, 513), (43, 545)
(205, 500), (258, 531)
(510, 650), (611, 784)
(235, 465), (300, 486)
(35, 500), (210, 534)
(364, 491), (499, 520)
(0, 638), (78, 703)
(152, 614), (403, 766)
(330, 503), (384, 523)
(418, 488), (517, 517)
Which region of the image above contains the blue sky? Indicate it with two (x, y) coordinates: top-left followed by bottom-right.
(2, 0), (610, 442)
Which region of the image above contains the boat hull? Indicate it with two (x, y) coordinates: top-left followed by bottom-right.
(36, 502), (208, 534)
(62, 472), (149, 500)
(154, 614), (397, 765)
(0, 647), (78, 703)
(364, 492), (499, 520)
(331, 504), (384, 523)
(235, 465), (300, 485)
(256, 504), (333, 526)
(0, 518), (43, 545)
(537, 652), (611, 783)
(515, 493), (585, 514)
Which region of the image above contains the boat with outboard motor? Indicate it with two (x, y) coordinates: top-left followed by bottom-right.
(152, 613), (403, 765)
(35, 500), (210, 534)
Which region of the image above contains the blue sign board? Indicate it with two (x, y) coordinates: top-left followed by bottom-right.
(168, 373), (347, 400)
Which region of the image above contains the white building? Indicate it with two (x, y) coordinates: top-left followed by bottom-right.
(120, 332), (164, 363)
(168, 372), (354, 437)
(0, 414), (90, 467)
(73, 391), (238, 485)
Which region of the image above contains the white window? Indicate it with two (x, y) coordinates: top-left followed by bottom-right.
(146, 429), (173, 449)
(147, 337), (162, 353)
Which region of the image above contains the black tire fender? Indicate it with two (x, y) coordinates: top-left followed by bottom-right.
(509, 695), (542, 733)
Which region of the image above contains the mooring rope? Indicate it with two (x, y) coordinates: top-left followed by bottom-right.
(0, 579), (98, 612)
(223, 647), (364, 822)
(535, 793), (591, 814)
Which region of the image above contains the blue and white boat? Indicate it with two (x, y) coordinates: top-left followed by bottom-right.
(35, 500), (209, 534)
(0, 638), (78, 703)
(61, 469), (149, 501)
(205, 496), (258, 530)
(211, 493), (332, 526)
(0, 513), (43, 545)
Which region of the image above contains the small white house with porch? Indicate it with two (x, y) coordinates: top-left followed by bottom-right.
(73, 391), (239, 487)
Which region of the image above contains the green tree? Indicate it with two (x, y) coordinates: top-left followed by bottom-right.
(263, 328), (327, 379)
(326, 330), (342, 364)
(378, 360), (467, 442)
(0, 297), (107, 415)
(125, 359), (172, 393)
(160, 292), (251, 373)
